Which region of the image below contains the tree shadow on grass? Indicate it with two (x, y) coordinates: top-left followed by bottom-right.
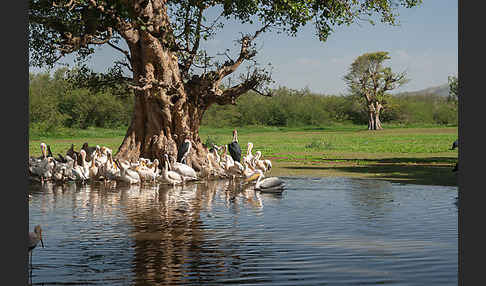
(283, 157), (458, 186)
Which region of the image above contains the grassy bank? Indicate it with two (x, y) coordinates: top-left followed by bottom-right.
(29, 124), (458, 186)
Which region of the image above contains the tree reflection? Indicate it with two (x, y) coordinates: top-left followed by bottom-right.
(118, 179), (265, 285)
(345, 179), (395, 221)
(27, 179), (272, 285)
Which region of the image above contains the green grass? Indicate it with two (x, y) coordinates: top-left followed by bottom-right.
(30, 124), (458, 158)
(29, 124), (458, 186)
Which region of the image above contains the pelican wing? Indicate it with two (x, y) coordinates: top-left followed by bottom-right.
(257, 177), (285, 190)
(173, 163), (197, 178)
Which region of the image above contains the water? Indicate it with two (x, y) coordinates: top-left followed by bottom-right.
(28, 177), (458, 285)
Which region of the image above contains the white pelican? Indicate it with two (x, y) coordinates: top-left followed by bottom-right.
(248, 170), (285, 193)
(89, 157), (99, 181)
(115, 159), (141, 184)
(99, 151), (120, 184)
(252, 151), (272, 173)
(208, 144), (221, 165)
(29, 143), (55, 183)
(242, 161), (262, 181)
(242, 142), (255, 166)
(220, 144), (234, 169)
(169, 156), (198, 181)
(227, 129), (241, 162)
(158, 154), (184, 185)
(93, 146), (108, 166)
(78, 150), (91, 179)
(71, 154), (88, 182)
(134, 159), (159, 183)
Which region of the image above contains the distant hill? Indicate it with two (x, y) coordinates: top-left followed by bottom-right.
(397, 83), (450, 97)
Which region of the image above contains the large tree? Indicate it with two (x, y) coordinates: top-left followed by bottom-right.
(29, 0), (421, 171)
(343, 51), (408, 130)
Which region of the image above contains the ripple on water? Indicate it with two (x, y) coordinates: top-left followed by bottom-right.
(29, 177), (457, 286)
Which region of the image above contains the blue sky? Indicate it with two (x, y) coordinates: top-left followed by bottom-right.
(30, 0), (457, 95)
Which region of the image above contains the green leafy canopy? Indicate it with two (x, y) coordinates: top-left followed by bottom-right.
(29, 0), (423, 70)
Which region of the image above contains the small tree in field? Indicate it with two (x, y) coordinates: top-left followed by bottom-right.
(29, 0), (421, 171)
(448, 75), (458, 104)
(343, 51), (408, 130)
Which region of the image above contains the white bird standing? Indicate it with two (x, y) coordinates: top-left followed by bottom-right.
(29, 143), (55, 183)
(29, 225), (45, 272)
(252, 151), (272, 173)
(242, 142), (254, 166)
(159, 154), (184, 185)
(169, 156), (198, 181)
(115, 159), (141, 184)
(134, 159), (159, 183)
(208, 144), (221, 165)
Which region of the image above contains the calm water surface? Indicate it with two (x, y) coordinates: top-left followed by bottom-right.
(28, 177), (458, 285)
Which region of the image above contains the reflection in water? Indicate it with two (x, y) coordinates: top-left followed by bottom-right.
(28, 177), (457, 286)
(346, 179), (395, 220)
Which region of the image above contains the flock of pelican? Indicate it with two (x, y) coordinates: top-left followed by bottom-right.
(28, 130), (286, 193)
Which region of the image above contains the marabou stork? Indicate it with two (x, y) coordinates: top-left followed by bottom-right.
(177, 139), (192, 164)
(228, 129), (241, 163)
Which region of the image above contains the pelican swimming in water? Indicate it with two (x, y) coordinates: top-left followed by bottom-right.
(247, 170), (285, 193)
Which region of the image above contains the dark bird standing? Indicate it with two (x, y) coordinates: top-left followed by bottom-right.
(81, 142), (97, 161)
(177, 139), (192, 164)
(228, 129), (241, 163)
(66, 144), (79, 161)
(46, 145), (54, 158)
(450, 139), (458, 172)
(450, 139), (458, 150)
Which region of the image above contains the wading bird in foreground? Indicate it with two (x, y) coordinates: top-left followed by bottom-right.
(29, 225), (45, 273)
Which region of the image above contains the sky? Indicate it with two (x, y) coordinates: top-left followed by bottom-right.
(29, 0), (457, 95)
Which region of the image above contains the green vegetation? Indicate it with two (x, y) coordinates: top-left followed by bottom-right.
(343, 51), (409, 130)
(29, 70), (457, 137)
(28, 68), (457, 186)
(29, 69), (133, 136)
(29, 125), (458, 186)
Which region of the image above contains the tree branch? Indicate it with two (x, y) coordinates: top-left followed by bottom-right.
(107, 41), (132, 63)
(212, 23), (271, 88)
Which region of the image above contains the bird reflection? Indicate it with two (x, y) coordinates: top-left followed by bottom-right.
(28, 178), (284, 285)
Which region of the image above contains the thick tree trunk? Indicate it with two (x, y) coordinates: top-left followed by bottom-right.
(367, 102), (383, 130)
(114, 31), (209, 173)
